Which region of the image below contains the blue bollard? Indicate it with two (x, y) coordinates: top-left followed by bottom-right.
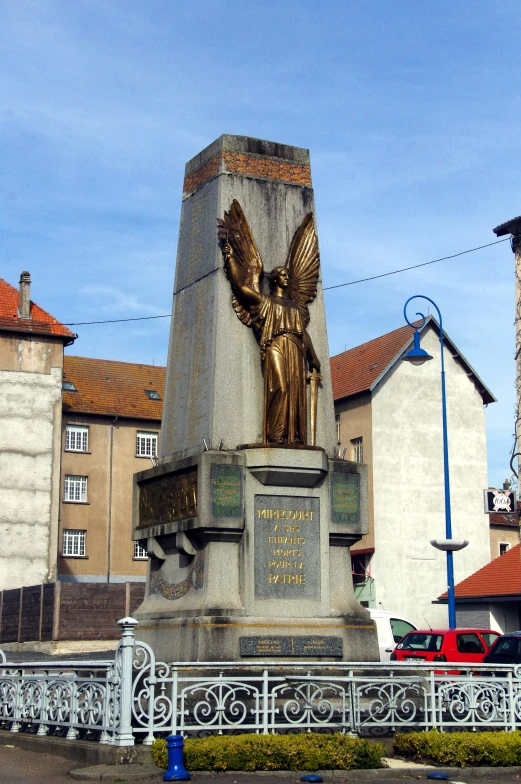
(163, 734), (191, 781)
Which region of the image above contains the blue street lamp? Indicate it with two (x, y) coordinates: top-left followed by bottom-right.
(403, 296), (468, 630)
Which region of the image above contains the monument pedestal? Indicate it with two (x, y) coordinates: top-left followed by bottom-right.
(133, 448), (377, 662)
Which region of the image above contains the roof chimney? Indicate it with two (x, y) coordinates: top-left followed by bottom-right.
(18, 271), (31, 319)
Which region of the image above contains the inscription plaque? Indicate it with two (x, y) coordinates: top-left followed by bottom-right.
(254, 495), (320, 599)
(211, 464), (242, 517)
(138, 467), (197, 528)
(330, 473), (360, 523)
(240, 636), (342, 657)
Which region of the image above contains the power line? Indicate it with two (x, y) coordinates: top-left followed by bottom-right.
(65, 313), (171, 326)
(63, 236), (510, 326)
(322, 237), (510, 291)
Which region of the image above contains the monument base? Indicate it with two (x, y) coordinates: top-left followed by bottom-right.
(133, 448), (379, 663)
(133, 613), (376, 663)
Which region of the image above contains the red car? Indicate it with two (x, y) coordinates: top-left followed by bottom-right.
(390, 628), (500, 663)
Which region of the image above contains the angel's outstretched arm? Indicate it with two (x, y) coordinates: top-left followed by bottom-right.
(304, 330), (321, 372)
(223, 243), (262, 308)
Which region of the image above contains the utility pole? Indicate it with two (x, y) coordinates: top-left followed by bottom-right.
(493, 216), (521, 482)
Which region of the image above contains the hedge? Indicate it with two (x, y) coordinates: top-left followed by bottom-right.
(394, 730), (521, 767)
(152, 733), (383, 771)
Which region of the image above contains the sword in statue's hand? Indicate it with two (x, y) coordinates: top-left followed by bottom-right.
(307, 368), (322, 447)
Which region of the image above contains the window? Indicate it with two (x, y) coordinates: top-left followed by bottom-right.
(62, 380), (77, 392)
(134, 541), (148, 559)
(499, 542), (510, 556)
(398, 633), (443, 652)
(64, 475), (87, 502)
(136, 431), (158, 457)
(482, 632), (500, 648)
(65, 425), (88, 452)
(335, 415), (341, 444)
(145, 389), (161, 401)
(390, 618), (416, 644)
(62, 529), (86, 557)
(493, 637), (521, 656)
(456, 633), (484, 655)
(351, 437), (363, 463)
(352, 553), (370, 585)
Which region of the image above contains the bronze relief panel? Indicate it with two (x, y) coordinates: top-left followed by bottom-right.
(138, 467), (197, 528)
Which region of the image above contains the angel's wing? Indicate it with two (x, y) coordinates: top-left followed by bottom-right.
(217, 199), (263, 326)
(285, 213), (320, 327)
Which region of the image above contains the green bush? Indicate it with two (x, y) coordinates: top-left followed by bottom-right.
(394, 730), (521, 768)
(151, 733), (383, 771)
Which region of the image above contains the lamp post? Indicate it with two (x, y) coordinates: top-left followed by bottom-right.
(403, 296), (468, 630)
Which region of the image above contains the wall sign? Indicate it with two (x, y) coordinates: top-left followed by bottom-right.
(211, 464), (243, 517)
(254, 495), (320, 600)
(484, 488), (516, 514)
(330, 472), (360, 523)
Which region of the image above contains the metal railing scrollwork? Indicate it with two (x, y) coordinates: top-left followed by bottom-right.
(3, 620), (521, 743)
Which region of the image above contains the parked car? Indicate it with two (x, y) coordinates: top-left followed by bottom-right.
(483, 631), (521, 664)
(369, 609), (416, 661)
(390, 628), (500, 663)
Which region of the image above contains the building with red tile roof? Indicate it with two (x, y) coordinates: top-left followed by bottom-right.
(330, 317), (494, 405)
(0, 272), (77, 593)
(0, 274), (76, 342)
(59, 356), (166, 585)
(438, 544), (521, 632)
(62, 355), (166, 419)
(331, 317), (496, 631)
(440, 544), (521, 600)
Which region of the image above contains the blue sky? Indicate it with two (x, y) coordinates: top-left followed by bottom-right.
(1, 1), (519, 487)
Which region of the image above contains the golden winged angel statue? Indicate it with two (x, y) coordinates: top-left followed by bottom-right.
(217, 200), (321, 446)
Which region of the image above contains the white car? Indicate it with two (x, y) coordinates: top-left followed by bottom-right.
(369, 609), (417, 661)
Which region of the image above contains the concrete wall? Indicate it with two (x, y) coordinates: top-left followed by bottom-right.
(0, 333), (63, 589)
(59, 414), (160, 581)
(458, 602), (521, 635)
(489, 601), (521, 633)
(455, 604), (493, 630)
(0, 333), (64, 591)
(370, 325), (491, 628)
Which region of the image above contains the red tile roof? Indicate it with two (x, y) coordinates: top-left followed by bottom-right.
(489, 512), (520, 527)
(0, 276), (75, 342)
(330, 318), (495, 404)
(330, 322), (418, 400)
(439, 544), (521, 600)
(63, 355), (166, 420)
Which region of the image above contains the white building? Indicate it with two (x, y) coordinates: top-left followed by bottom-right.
(0, 273), (76, 591)
(332, 317), (496, 629)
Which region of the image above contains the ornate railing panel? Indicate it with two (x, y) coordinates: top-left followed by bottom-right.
(0, 662), (117, 741)
(0, 617), (138, 746)
(2, 620), (521, 744)
(129, 645), (521, 741)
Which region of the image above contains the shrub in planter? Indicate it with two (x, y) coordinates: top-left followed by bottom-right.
(152, 733), (383, 771)
(394, 730), (521, 767)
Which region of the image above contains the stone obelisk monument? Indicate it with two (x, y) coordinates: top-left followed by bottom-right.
(133, 135), (378, 662)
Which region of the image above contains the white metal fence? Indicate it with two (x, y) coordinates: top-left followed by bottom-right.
(1, 618), (521, 745)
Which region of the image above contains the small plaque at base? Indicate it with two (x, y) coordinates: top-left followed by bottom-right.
(240, 636), (342, 657)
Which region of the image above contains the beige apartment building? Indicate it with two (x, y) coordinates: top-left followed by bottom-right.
(59, 356), (166, 582)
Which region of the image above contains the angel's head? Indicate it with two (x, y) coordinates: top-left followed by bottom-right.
(269, 266), (290, 291)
